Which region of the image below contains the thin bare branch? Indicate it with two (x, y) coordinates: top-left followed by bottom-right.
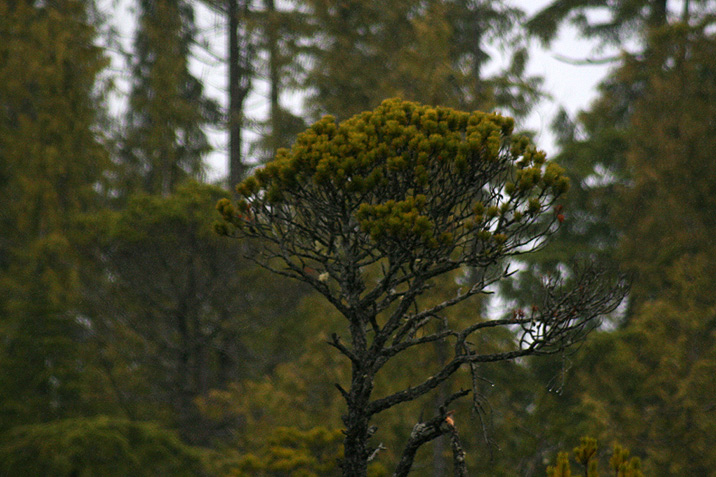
(552, 52), (623, 65)
(327, 333), (360, 364)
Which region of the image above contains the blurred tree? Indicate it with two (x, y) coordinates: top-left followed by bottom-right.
(197, 283), (533, 475)
(497, 73), (634, 319)
(195, 293), (350, 449)
(508, 16), (716, 308)
(616, 22), (716, 301)
(121, 0), (218, 196)
(222, 427), (354, 477)
(0, 0), (110, 429)
(302, 0), (542, 121)
(527, 0), (692, 47)
(0, 416), (211, 476)
(546, 437), (643, 477)
(197, 0), (310, 185)
(562, 24), (716, 474)
(224, 0), (254, 186)
(561, 272), (716, 475)
(247, 0), (311, 165)
(216, 99), (627, 476)
(512, 0), (716, 294)
(502, 21), (716, 476)
(77, 182), (308, 442)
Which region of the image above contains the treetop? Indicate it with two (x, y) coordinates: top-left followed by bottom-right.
(217, 98), (568, 290)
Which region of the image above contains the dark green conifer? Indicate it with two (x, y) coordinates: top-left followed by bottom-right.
(122, 0), (217, 196)
(303, 0), (542, 120)
(0, 0), (110, 428)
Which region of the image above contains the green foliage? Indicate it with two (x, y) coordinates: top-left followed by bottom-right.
(573, 437), (598, 471)
(0, 0), (110, 223)
(77, 181), (309, 439)
(616, 23), (716, 301)
(121, 0), (217, 195)
(0, 0), (110, 428)
(197, 281), (517, 474)
(224, 427), (349, 477)
(482, 15), (716, 475)
(546, 438), (643, 477)
(569, 30), (716, 467)
(195, 295), (350, 447)
(220, 98), (566, 266)
(569, 268), (716, 475)
(9, 0), (716, 473)
(303, 0), (542, 120)
(0, 416), (210, 476)
(216, 98), (630, 476)
(516, 5), (715, 300)
(547, 452), (572, 477)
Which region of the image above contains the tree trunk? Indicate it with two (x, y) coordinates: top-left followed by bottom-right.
(265, 0), (280, 159)
(681, 0), (691, 22)
(342, 398), (370, 477)
(342, 318), (372, 477)
(228, 0), (251, 188)
(432, 339), (450, 476)
(649, 0), (668, 27)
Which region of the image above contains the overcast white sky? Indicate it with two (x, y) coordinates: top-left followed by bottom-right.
(181, 0), (616, 181)
(518, 1), (615, 154)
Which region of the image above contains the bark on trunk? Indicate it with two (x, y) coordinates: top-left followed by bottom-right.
(342, 317), (372, 477)
(342, 403), (370, 477)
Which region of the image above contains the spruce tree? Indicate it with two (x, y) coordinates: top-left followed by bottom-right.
(303, 0), (541, 121)
(122, 0), (216, 196)
(77, 182), (309, 442)
(528, 0), (672, 47)
(502, 12), (716, 475)
(0, 0), (110, 428)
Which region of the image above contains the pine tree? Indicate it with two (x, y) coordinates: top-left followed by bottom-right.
(546, 438), (643, 477)
(216, 99), (627, 476)
(0, 416), (210, 476)
(505, 20), (716, 475)
(616, 23), (716, 300)
(516, 1), (713, 285)
(0, 0), (110, 428)
(303, 0), (542, 121)
(580, 24), (716, 474)
(76, 182), (309, 442)
(122, 0), (217, 196)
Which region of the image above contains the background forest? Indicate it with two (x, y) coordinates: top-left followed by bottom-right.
(1, 0), (715, 475)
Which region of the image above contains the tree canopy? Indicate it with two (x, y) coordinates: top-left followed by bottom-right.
(217, 98), (627, 476)
(7, 0), (716, 473)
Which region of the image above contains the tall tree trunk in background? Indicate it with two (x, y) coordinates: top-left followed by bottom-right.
(265, 0), (280, 160)
(228, 0), (252, 189)
(649, 0), (668, 27)
(681, 0), (691, 22)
